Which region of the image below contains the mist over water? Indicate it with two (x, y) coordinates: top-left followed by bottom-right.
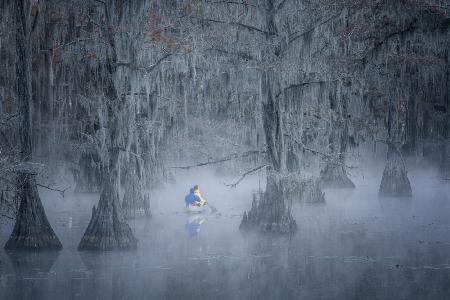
(0, 167), (449, 300)
(1, 0), (449, 298)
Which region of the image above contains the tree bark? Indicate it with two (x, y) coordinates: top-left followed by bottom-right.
(73, 152), (101, 193)
(240, 0), (296, 234)
(379, 92), (412, 197)
(78, 0), (137, 250)
(78, 165), (137, 250)
(122, 157), (150, 219)
(320, 122), (355, 189)
(439, 140), (450, 180)
(240, 171), (297, 233)
(378, 143), (412, 197)
(5, 0), (61, 250)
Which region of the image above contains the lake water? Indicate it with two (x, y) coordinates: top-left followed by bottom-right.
(1, 169), (449, 299)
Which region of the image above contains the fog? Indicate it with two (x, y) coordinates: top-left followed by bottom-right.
(1, 166), (449, 300)
(1, 0), (449, 299)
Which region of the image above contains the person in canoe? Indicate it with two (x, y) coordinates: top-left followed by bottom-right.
(185, 185), (217, 213)
(185, 188), (201, 207)
(193, 185), (207, 206)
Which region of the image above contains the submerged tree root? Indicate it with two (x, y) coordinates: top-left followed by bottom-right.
(78, 188), (137, 251)
(240, 197), (297, 234)
(240, 174), (297, 234)
(5, 174), (62, 250)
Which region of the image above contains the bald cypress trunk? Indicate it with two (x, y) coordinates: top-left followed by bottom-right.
(320, 123), (355, 189)
(240, 171), (297, 233)
(78, 157), (137, 250)
(78, 81), (137, 249)
(440, 141), (450, 180)
(78, 0), (137, 250)
(5, 0), (61, 250)
(240, 0), (297, 234)
(122, 157), (150, 219)
(73, 152), (101, 193)
(378, 86), (412, 197)
(240, 26), (296, 233)
(378, 143), (412, 197)
(239, 90), (297, 233)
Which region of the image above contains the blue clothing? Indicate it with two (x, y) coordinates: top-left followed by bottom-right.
(185, 220), (201, 236)
(185, 216), (205, 236)
(185, 192), (199, 206)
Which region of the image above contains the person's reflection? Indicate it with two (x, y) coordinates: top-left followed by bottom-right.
(185, 215), (205, 236)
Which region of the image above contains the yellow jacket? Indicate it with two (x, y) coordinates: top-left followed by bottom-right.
(194, 188), (206, 206)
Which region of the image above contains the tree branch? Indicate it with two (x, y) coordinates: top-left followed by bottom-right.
(288, 12), (341, 46)
(91, 0), (106, 5)
(207, 1), (257, 8)
(276, 80), (337, 98)
(285, 134), (357, 169)
(36, 183), (70, 197)
(204, 48), (257, 61)
(30, 6), (39, 33)
(144, 52), (173, 73)
(117, 52), (174, 74)
(171, 150), (265, 169)
(361, 19), (418, 64)
(224, 164), (268, 188)
(0, 213), (14, 221)
(190, 16), (278, 36)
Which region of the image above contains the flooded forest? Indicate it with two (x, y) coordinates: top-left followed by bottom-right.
(0, 0), (449, 299)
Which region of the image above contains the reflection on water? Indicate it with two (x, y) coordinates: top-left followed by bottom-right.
(5, 251), (59, 300)
(185, 215), (206, 237)
(0, 170), (449, 299)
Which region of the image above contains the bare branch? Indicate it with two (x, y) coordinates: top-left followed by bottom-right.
(288, 12), (341, 46)
(30, 0), (40, 34)
(276, 80), (338, 99)
(144, 52), (174, 73)
(224, 164), (268, 188)
(91, 0), (106, 5)
(171, 150), (265, 169)
(207, 1), (257, 8)
(190, 15), (278, 36)
(36, 183), (70, 197)
(285, 134), (357, 169)
(0, 213), (14, 221)
(117, 52), (174, 74)
(204, 48), (257, 62)
(361, 19), (418, 64)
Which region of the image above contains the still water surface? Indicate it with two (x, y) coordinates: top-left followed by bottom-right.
(0, 170), (449, 299)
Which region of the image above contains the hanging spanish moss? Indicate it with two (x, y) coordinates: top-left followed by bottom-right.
(0, 0), (449, 298)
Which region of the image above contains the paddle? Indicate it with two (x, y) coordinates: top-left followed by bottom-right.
(206, 201), (218, 214)
(194, 186), (217, 214)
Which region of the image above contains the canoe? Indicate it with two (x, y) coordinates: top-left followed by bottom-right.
(185, 205), (208, 214)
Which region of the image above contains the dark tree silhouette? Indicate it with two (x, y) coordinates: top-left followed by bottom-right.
(78, 0), (137, 250)
(5, 0), (62, 250)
